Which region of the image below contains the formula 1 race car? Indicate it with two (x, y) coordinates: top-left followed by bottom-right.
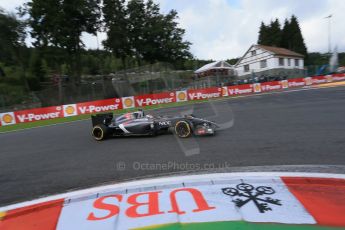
(91, 110), (218, 141)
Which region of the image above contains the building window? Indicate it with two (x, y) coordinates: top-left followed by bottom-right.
(260, 59), (267, 68)
(288, 58), (291, 66)
(251, 50), (256, 56)
(295, 59), (299, 66)
(244, 65), (250, 72)
(279, 58), (284, 66)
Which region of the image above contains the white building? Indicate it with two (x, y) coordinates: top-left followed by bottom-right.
(194, 61), (235, 77)
(235, 44), (304, 78)
(193, 61), (236, 88)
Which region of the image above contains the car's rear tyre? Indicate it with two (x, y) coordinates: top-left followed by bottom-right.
(174, 120), (192, 138)
(92, 124), (109, 141)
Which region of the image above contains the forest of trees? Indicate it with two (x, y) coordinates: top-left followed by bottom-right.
(0, 0), (202, 106)
(257, 15), (308, 58)
(0, 0), (194, 89)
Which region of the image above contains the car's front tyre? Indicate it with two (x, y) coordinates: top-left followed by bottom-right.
(174, 120), (192, 138)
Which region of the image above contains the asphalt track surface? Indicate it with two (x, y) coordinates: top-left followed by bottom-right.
(1, 85), (345, 205)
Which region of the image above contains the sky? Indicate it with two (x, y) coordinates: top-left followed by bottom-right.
(1, 0), (344, 60)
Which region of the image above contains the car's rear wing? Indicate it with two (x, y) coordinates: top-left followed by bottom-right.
(91, 113), (113, 127)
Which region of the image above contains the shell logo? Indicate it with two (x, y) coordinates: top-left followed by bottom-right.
(326, 75), (333, 82)
(255, 84), (260, 91)
(253, 83), (261, 93)
(222, 87), (228, 97)
(65, 106), (75, 115)
(63, 104), (77, 117)
(177, 92), (186, 101)
(175, 91), (187, 102)
(3, 114), (13, 124)
(121, 96), (135, 109)
(281, 80), (289, 89)
(0, 112), (16, 126)
(305, 77), (312, 85)
(124, 98), (133, 107)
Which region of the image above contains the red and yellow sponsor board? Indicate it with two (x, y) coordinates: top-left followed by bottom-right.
(260, 81), (282, 92)
(13, 106), (63, 123)
(311, 75), (328, 84)
(288, 78), (305, 87)
(187, 87), (222, 101)
(222, 84), (253, 96)
(332, 73), (345, 81)
(76, 98), (121, 115)
(134, 92), (175, 107)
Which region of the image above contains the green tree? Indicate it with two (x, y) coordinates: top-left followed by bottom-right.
(103, 0), (191, 65)
(280, 19), (291, 49)
(257, 19), (282, 46)
(127, 0), (146, 64)
(140, 0), (162, 63)
(21, 0), (102, 84)
(287, 15), (307, 57)
(257, 22), (269, 45)
(268, 19), (282, 46)
(0, 9), (26, 65)
(139, 1), (192, 63)
(156, 9), (192, 62)
(29, 50), (47, 81)
(0, 9), (30, 91)
(258, 16), (307, 57)
(102, 0), (130, 68)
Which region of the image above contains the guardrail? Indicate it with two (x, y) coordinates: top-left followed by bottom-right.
(1, 74), (344, 127)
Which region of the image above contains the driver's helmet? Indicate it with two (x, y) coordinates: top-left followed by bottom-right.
(135, 109), (145, 118)
(184, 114), (195, 119)
(146, 114), (153, 119)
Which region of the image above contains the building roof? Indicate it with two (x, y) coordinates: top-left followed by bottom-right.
(194, 61), (233, 74)
(256, 45), (304, 58)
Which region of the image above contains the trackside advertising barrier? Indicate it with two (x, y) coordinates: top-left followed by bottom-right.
(260, 81), (283, 92)
(75, 98), (122, 115)
(222, 84), (253, 96)
(1, 73), (345, 127)
(1, 174), (345, 229)
(332, 73), (345, 81)
(187, 87), (222, 100)
(0, 106), (63, 126)
(288, 78), (306, 87)
(134, 92), (176, 107)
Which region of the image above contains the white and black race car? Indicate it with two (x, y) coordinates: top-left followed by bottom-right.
(91, 109), (218, 141)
